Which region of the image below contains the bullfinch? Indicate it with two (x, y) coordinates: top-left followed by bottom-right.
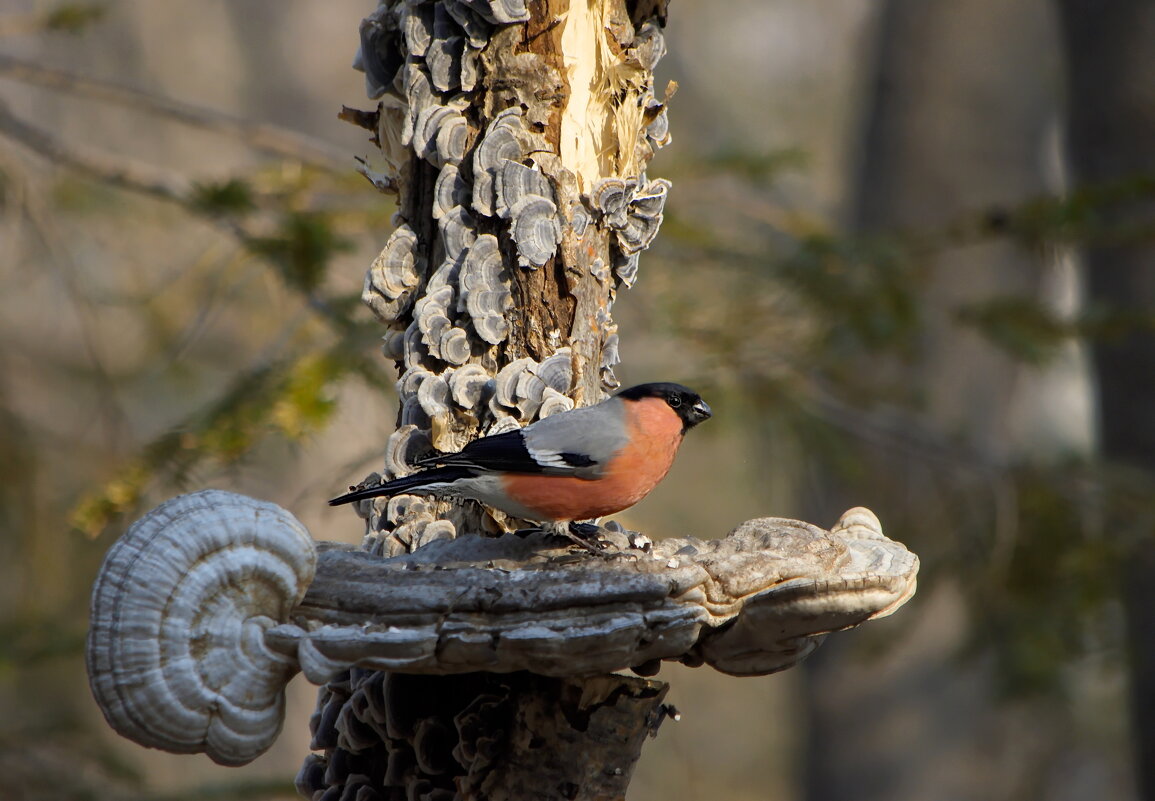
(329, 382), (712, 523)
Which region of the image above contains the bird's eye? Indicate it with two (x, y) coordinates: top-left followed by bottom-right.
(667, 394), (682, 408)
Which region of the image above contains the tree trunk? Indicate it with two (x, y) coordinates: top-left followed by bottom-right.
(307, 1), (674, 798)
(1057, 3), (1155, 798)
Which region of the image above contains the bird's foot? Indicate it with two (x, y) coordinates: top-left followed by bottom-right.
(562, 522), (614, 556)
(527, 521), (614, 556)
(567, 521), (604, 540)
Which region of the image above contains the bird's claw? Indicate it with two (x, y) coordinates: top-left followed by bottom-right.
(559, 522), (613, 556)
(519, 521), (616, 556)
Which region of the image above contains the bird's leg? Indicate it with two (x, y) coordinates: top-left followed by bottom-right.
(528, 520), (611, 556)
(567, 521), (605, 541)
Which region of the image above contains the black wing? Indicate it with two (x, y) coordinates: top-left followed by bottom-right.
(328, 465), (477, 506)
(415, 429), (591, 475)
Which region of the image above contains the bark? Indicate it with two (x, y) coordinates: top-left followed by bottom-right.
(299, 671), (668, 801)
(1056, 3), (1155, 798)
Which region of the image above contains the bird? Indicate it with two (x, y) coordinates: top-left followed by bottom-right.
(329, 382), (711, 525)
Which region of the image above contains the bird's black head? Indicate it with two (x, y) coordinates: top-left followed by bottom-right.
(616, 382), (712, 430)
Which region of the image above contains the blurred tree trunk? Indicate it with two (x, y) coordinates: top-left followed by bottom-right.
(803, 1), (1067, 800)
(1057, 3), (1155, 798)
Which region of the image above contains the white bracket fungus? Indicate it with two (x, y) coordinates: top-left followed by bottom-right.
(87, 490), (316, 766)
(88, 493), (917, 765)
(460, 234), (512, 345)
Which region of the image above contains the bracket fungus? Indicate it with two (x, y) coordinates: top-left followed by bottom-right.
(436, 204), (476, 261)
(491, 356), (537, 413)
(432, 163), (469, 220)
(447, 362), (491, 410)
(460, 234), (512, 345)
(414, 284), (457, 359)
(443, 1), (492, 48)
(531, 347), (574, 394)
(401, 63), (434, 148)
(538, 386), (576, 417)
(400, 3), (433, 58)
(87, 492), (917, 765)
(646, 103), (671, 148)
(471, 108), (526, 218)
(592, 176), (636, 229)
(416, 371), (452, 418)
(436, 112), (470, 165)
(495, 159), (554, 218)
(413, 103), (463, 165)
(87, 490), (316, 766)
(355, 4), (404, 99)
(570, 202), (592, 238)
(364, 224), (423, 326)
(600, 331), (622, 387)
(476, 0), (530, 25)
(439, 326), (472, 365)
(613, 249), (640, 287)
(508, 195), (562, 268)
(383, 424), (431, 481)
(427, 35), (464, 93)
(459, 43), (482, 92)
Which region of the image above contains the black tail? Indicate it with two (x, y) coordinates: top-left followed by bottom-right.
(328, 466), (476, 506)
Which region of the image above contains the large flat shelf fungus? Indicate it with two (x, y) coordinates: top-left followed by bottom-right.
(86, 490), (918, 765)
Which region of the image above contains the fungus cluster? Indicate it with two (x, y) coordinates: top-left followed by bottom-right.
(348, 0), (677, 554)
(86, 492), (916, 775)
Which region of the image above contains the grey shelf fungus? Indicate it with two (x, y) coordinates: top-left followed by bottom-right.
(87, 490), (917, 766)
(471, 108), (527, 218)
(460, 234), (512, 346)
(364, 223), (423, 326)
(86, 490), (316, 766)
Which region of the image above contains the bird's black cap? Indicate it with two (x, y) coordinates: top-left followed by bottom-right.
(616, 382), (712, 430)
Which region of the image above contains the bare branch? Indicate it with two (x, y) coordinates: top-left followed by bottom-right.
(0, 96), (190, 201)
(0, 52), (350, 168)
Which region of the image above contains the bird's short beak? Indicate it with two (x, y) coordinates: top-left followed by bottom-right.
(692, 399), (712, 422)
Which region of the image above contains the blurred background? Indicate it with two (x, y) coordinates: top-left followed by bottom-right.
(2, 1), (1152, 799)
